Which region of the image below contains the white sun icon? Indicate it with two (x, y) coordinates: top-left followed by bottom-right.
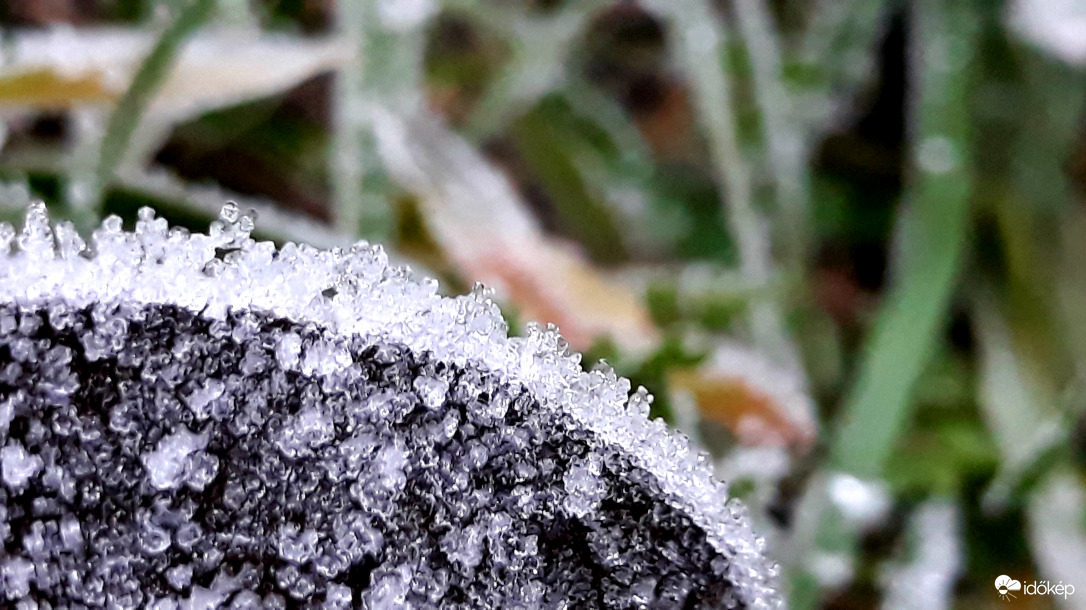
(995, 575), (1022, 601)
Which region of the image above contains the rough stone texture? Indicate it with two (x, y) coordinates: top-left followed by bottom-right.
(0, 204), (781, 608)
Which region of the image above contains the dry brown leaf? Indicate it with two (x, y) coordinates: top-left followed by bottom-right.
(669, 343), (817, 448)
(0, 70), (115, 107)
(469, 240), (657, 353)
(373, 109), (658, 354)
(0, 27), (350, 118)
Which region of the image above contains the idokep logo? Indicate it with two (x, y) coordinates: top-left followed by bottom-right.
(995, 575), (1021, 600)
(995, 575), (1075, 601)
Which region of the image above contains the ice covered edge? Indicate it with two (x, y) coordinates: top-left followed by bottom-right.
(0, 204), (782, 608)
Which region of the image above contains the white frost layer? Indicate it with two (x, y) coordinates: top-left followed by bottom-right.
(0, 203), (780, 608)
(880, 500), (962, 610)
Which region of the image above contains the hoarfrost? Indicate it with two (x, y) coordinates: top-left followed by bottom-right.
(881, 500), (962, 610)
(1, 442), (42, 491)
(0, 203), (781, 608)
(140, 427), (208, 490)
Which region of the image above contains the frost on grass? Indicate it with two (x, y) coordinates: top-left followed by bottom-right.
(0, 203), (781, 608)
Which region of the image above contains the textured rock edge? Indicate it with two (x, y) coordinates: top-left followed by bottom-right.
(0, 203), (781, 608)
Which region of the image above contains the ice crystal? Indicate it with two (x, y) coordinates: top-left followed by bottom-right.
(0, 203), (781, 608)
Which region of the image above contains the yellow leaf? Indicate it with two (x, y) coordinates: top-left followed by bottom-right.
(670, 343), (817, 448)
(0, 69), (116, 107)
(373, 110), (658, 354)
(0, 27), (350, 118)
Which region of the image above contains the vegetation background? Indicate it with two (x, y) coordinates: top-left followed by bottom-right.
(1, 0), (1084, 607)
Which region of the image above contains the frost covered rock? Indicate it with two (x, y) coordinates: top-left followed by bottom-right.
(0, 203), (781, 608)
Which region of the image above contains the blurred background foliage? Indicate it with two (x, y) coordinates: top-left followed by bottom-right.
(1, 0), (1085, 607)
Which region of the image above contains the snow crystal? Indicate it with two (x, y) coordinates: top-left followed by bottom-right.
(59, 516), (82, 551)
(564, 454), (608, 518)
(140, 427), (208, 490)
(1, 442), (42, 491)
(413, 375), (449, 410)
(0, 557), (33, 599)
(0, 203), (781, 607)
(182, 379), (226, 420)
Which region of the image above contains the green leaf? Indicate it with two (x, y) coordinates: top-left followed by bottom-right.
(93, 0), (215, 216)
(788, 3), (980, 606)
(829, 3), (977, 479)
(511, 98), (627, 264)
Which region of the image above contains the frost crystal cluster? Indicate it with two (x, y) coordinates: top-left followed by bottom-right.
(0, 204), (781, 608)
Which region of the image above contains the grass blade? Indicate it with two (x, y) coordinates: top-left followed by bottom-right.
(88, 0), (214, 222)
(788, 3), (979, 606)
(880, 499), (962, 610)
(331, 0), (429, 241)
(973, 290), (1067, 508)
(1027, 469), (1086, 603)
(462, 7), (597, 141)
(733, 0), (812, 273)
(828, 1), (977, 477)
(647, 0), (795, 367)
(796, 0), (890, 128)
